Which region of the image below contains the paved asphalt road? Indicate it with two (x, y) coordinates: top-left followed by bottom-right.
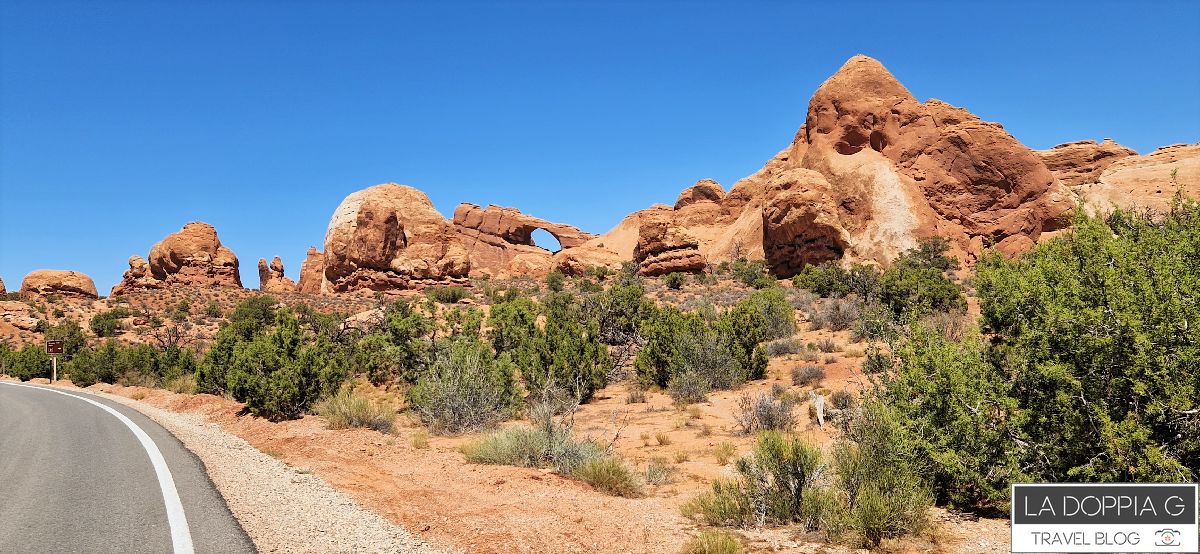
(0, 382), (255, 553)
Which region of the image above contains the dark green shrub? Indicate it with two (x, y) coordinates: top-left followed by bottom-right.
(46, 319), (87, 359)
(5, 344), (52, 381)
(663, 272), (686, 290)
(877, 238), (965, 319)
(975, 202), (1200, 484)
(223, 308), (346, 420)
(514, 293), (609, 402)
(90, 308), (129, 337)
(204, 300), (222, 318)
(426, 285), (468, 304)
(792, 262), (851, 297)
(544, 270), (565, 292)
(730, 258), (770, 289)
(634, 306), (707, 388)
(486, 296), (539, 354)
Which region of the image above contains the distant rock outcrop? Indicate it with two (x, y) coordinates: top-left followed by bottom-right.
(296, 247), (326, 294)
(323, 183), (470, 292)
(149, 222), (242, 287)
(632, 207), (707, 276)
(113, 221), (242, 295)
(453, 203), (595, 278)
(1043, 142), (1200, 216)
(0, 277), (5, 294)
(1038, 139), (1138, 188)
(21, 269), (98, 298)
(111, 256), (162, 296)
(258, 256), (296, 293)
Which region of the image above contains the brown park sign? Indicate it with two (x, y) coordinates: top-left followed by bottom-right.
(46, 340), (64, 355)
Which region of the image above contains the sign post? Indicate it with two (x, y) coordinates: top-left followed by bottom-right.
(46, 340), (64, 382)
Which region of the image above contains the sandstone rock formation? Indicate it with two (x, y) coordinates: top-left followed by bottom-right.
(20, 270), (98, 298)
(112, 222), (242, 295)
(0, 277), (5, 294)
(1043, 142), (1200, 216)
(1038, 139), (1138, 187)
(148, 222), (242, 288)
(578, 54), (1073, 277)
(323, 183), (470, 292)
(453, 203), (596, 278)
(632, 207), (707, 276)
(296, 247), (326, 294)
(111, 256), (162, 296)
(258, 256), (297, 293)
(0, 300), (39, 331)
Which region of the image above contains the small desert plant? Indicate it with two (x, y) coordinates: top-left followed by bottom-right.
(408, 338), (519, 434)
(668, 370), (710, 405)
(317, 386), (396, 433)
(626, 386), (648, 404)
(164, 373), (197, 395)
(815, 338), (838, 353)
(733, 393), (796, 434)
(830, 389), (855, 411)
(791, 365), (826, 387)
(572, 457), (643, 498)
(655, 432), (673, 446)
(204, 300), (222, 318)
(644, 456), (677, 485)
(861, 344), (893, 374)
(411, 431), (430, 449)
(765, 337), (806, 357)
(810, 297), (861, 331)
(663, 272), (687, 290)
(681, 530), (743, 554)
(674, 451), (691, 463)
(713, 442), (736, 465)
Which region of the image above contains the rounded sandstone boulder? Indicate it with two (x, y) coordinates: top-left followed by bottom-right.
(21, 269), (98, 298)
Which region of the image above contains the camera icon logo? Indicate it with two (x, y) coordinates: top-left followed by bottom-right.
(1155, 528), (1181, 547)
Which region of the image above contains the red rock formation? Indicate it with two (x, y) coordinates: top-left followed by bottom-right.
(323, 183), (470, 292)
(1067, 143), (1200, 215)
(258, 256), (296, 293)
(0, 277), (5, 294)
(296, 247), (325, 294)
(632, 208), (707, 276)
(452, 204), (595, 278)
(148, 222), (243, 287)
(761, 169), (851, 276)
(1038, 139), (1138, 187)
(110, 256), (162, 296)
(21, 269), (98, 298)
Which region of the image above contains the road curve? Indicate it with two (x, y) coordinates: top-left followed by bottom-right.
(0, 382), (255, 554)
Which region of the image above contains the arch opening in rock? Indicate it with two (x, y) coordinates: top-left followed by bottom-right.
(530, 228), (562, 253)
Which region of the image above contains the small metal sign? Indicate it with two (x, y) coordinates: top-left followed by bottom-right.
(46, 340), (64, 355)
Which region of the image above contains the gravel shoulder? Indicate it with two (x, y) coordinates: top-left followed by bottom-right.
(74, 385), (439, 554)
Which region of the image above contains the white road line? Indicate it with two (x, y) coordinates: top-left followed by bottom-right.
(0, 381), (195, 554)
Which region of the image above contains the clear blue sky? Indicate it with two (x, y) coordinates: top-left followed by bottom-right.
(2, 1), (1198, 294)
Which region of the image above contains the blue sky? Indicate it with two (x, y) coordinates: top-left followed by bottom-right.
(2, 1), (1198, 294)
